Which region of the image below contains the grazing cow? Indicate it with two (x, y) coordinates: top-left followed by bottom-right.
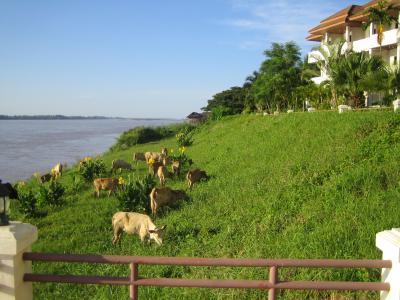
(150, 187), (187, 215)
(34, 172), (52, 184)
(171, 160), (181, 176)
(186, 169), (209, 189)
(111, 159), (132, 172)
(93, 178), (119, 198)
(112, 212), (166, 245)
(148, 160), (164, 176)
(145, 152), (165, 163)
(51, 163), (63, 179)
(41, 173), (52, 183)
(161, 148), (168, 157)
(133, 152), (146, 162)
(156, 165), (172, 186)
(0, 181), (18, 199)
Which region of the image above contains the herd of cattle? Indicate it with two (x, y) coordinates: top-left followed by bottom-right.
(110, 147), (209, 246)
(33, 148), (209, 246)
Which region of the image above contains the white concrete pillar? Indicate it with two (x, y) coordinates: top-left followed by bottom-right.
(0, 222), (38, 300)
(376, 228), (400, 300)
(394, 99), (400, 112)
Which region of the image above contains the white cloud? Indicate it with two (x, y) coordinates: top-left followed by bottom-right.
(223, 0), (340, 51)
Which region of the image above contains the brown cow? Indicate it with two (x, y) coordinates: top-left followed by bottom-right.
(133, 152), (146, 162)
(186, 169), (209, 189)
(171, 160), (181, 176)
(93, 178), (119, 198)
(156, 165), (173, 186)
(150, 187), (187, 215)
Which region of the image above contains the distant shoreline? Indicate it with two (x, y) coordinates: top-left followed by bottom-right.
(0, 115), (178, 121)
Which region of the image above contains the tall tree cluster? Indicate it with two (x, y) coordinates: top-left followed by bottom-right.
(203, 38), (400, 116)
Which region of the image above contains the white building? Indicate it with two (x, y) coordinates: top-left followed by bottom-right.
(307, 0), (400, 105)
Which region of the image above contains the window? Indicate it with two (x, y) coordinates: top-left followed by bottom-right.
(373, 25), (377, 34)
(396, 22), (399, 29)
(349, 32), (352, 42)
(394, 56), (398, 66)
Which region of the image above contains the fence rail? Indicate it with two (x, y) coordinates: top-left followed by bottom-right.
(23, 252), (392, 300)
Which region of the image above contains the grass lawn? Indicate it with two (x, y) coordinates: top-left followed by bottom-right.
(12, 110), (400, 299)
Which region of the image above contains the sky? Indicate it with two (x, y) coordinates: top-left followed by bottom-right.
(0, 0), (365, 118)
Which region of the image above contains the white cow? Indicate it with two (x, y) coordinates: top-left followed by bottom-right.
(112, 212), (166, 245)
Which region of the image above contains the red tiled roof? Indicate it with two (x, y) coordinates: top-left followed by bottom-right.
(349, 0), (400, 21)
(307, 0), (400, 40)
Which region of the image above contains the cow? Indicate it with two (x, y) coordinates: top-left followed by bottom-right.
(51, 163), (63, 179)
(171, 160), (181, 176)
(111, 159), (132, 172)
(112, 212), (166, 245)
(34, 172), (52, 184)
(156, 165), (172, 186)
(93, 178), (119, 198)
(150, 187), (187, 215)
(133, 152), (146, 162)
(186, 169), (209, 189)
(148, 160), (164, 176)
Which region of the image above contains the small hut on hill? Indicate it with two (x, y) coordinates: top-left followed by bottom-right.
(186, 112), (209, 124)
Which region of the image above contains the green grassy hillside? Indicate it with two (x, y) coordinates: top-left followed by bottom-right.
(14, 111), (400, 299)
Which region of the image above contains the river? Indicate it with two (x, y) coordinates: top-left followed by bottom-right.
(0, 119), (178, 182)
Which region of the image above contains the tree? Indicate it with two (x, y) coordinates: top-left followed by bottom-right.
(311, 40), (348, 107)
(334, 52), (386, 107)
(202, 87), (247, 115)
(250, 42), (302, 111)
(388, 66), (400, 98)
(362, 0), (398, 51)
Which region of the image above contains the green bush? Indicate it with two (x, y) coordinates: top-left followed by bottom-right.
(210, 106), (232, 121)
(37, 180), (65, 207)
(17, 189), (38, 217)
(169, 147), (194, 172)
(111, 123), (196, 150)
(68, 174), (85, 194)
(78, 157), (107, 182)
(116, 175), (155, 214)
(176, 128), (194, 147)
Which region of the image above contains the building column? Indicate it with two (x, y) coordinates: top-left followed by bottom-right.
(376, 228), (400, 300)
(0, 222), (38, 300)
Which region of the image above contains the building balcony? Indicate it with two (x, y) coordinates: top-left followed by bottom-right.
(311, 75), (329, 85)
(352, 28), (399, 52)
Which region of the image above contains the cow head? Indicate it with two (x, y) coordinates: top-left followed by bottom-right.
(148, 225), (167, 245)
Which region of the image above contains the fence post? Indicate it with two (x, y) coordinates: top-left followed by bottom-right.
(130, 262), (138, 300)
(268, 266), (278, 300)
(376, 228), (400, 300)
(0, 222), (38, 300)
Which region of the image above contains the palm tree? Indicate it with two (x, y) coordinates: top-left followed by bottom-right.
(362, 0), (398, 51)
(388, 66), (400, 98)
(334, 52), (386, 107)
(311, 40), (347, 107)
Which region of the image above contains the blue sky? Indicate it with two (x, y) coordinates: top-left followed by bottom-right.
(0, 0), (364, 118)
